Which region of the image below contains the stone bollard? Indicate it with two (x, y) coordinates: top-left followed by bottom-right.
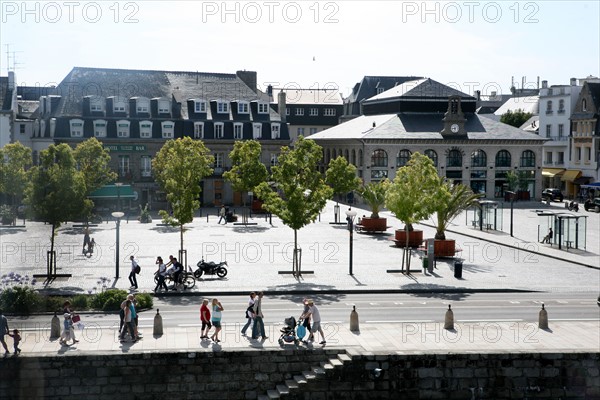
(153, 309), (163, 336)
(444, 305), (454, 330)
(350, 305), (359, 332)
(538, 303), (549, 330)
(50, 312), (61, 339)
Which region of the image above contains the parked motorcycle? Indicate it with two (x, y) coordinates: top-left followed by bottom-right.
(194, 258), (228, 278)
(565, 201), (579, 212)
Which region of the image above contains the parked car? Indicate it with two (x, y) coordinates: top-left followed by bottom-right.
(584, 198), (600, 212)
(541, 188), (564, 202)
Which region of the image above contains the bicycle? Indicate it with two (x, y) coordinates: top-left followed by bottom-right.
(154, 267), (196, 290)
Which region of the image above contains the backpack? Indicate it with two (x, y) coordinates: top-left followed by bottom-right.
(245, 305), (254, 319)
(135, 265), (141, 274)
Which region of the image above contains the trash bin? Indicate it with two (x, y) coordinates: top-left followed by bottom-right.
(422, 257), (428, 271)
(454, 260), (463, 279)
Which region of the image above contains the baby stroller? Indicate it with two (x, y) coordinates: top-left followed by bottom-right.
(278, 316), (304, 346)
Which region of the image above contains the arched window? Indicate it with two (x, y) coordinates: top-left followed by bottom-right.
(359, 149), (363, 167)
(424, 149), (438, 167)
(371, 149), (388, 167)
(351, 149), (356, 166)
(546, 100), (553, 112)
(396, 149), (411, 167)
(331, 149), (337, 159)
(520, 150), (536, 167)
(558, 99), (565, 112)
(326, 149), (331, 165)
(446, 149), (462, 167)
(345, 149), (349, 161)
(582, 99), (587, 112)
(470, 149), (487, 168)
(495, 150), (511, 167)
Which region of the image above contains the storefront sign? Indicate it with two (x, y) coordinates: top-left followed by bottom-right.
(104, 144), (146, 152)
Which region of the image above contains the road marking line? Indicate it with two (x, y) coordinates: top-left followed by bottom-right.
(366, 320), (434, 323)
(510, 301), (520, 304)
(457, 319), (524, 322)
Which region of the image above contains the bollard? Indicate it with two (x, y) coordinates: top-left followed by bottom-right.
(538, 303), (549, 329)
(50, 312), (61, 339)
(444, 305), (454, 330)
(350, 305), (359, 332)
(153, 309), (163, 336)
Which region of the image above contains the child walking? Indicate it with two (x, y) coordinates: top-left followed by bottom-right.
(8, 329), (21, 354)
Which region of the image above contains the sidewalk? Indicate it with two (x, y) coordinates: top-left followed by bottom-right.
(0, 200), (598, 296)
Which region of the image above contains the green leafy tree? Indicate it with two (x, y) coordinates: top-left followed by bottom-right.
(500, 109), (533, 128)
(25, 144), (91, 276)
(152, 137), (214, 255)
(255, 136), (333, 275)
(358, 180), (390, 219)
(73, 138), (118, 220)
(223, 140), (268, 206)
(505, 171), (519, 191)
(434, 180), (483, 240)
(325, 156), (361, 207)
(386, 152), (439, 232)
(0, 141), (32, 211)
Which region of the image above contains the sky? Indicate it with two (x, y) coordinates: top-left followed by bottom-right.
(1, 1), (599, 97)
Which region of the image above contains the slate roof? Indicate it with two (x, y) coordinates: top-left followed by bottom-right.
(0, 77), (12, 111)
(310, 113), (546, 142)
(493, 96), (539, 116)
(365, 78), (474, 103)
(586, 82), (600, 109)
(44, 67), (279, 120)
(344, 75), (423, 103)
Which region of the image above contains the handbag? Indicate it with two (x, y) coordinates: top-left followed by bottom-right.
(296, 324), (306, 340)
(72, 315), (81, 323)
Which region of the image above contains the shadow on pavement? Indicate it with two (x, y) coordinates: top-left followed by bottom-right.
(265, 283), (347, 305)
(404, 285), (473, 301)
(231, 226), (270, 233)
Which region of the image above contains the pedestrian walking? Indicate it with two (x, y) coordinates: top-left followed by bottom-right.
(59, 313), (78, 345)
(210, 299), (224, 342)
(200, 299), (212, 339)
(251, 292), (267, 340)
(82, 229), (90, 255)
(218, 205), (227, 224)
(8, 329), (21, 354)
(154, 256), (168, 292)
(301, 298), (312, 340)
(120, 300), (138, 342)
(0, 309), (9, 355)
(301, 299), (326, 345)
(86, 238), (95, 257)
(62, 301), (78, 343)
(241, 292), (256, 336)
(129, 255), (139, 289)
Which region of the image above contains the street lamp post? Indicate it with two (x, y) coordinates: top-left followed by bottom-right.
(506, 191), (516, 237)
(345, 208), (357, 276)
(115, 182), (123, 212)
(111, 211), (125, 279)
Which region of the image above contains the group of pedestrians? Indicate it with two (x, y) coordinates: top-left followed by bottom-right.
(59, 301), (79, 346)
(82, 229), (96, 257)
(119, 294), (141, 342)
(200, 298), (225, 342)
(153, 255), (185, 292)
(0, 309), (22, 356)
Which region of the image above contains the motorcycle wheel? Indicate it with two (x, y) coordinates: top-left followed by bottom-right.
(194, 269), (203, 278)
(216, 267), (228, 278)
(183, 274), (196, 289)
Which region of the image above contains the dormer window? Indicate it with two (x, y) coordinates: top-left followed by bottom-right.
(377, 87), (385, 94)
(309, 108), (318, 116)
(253, 123), (262, 139)
(258, 103), (269, 114)
(234, 123), (243, 139)
(217, 101), (229, 114)
(161, 121), (174, 138)
(582, 99), (587, 112)
(271, 123), (280, 139)
(136, 98), (150, 114)
(90, 98), (104, 112)
(70, 119), (84, 137)
(194, 122), (204, 139)
(324, 108), (336, 116)
(113, 97), (127, 113)
(194, 100), (207, 113)
(94, 120), (107, 137)
(140, 121), (153, 138)
(237, 102), (249, 114)
(117, 120), (130, 138)
(158, 100), (170, 114)
(295, 108), (305, 116)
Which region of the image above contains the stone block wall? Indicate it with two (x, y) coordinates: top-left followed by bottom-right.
(0, 351), (598, 399)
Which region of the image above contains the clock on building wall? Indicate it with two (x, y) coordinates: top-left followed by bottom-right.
(450, 124), (459, 133)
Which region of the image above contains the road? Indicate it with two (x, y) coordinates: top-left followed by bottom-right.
(10, 292), (600, 332)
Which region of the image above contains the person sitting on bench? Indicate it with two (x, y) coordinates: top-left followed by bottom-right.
(541, 227), (553, 244)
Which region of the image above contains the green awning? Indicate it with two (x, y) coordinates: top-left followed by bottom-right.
(88, 184), (135, 199)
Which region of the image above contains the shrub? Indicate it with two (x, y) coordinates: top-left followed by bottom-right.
(91, 289), (128, 312)
(44, 296), (66, 313)
(71, 294), (89, 310)
(0, 286), (43, 314)
(135, 293), (153, 310)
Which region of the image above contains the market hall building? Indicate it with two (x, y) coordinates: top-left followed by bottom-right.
(311, 78), (547, 200)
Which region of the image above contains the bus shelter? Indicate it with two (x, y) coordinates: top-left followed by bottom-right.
(466, 200), (503, 231)
(535, 210), (587, 251)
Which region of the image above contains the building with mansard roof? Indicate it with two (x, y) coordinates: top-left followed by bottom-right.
(29, 67), (290, 210)
(311, 77), (547, 200)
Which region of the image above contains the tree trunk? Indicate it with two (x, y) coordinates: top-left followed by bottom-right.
(293, 229), (299, 276)
(50, 223), (56, 277)
(180, 224), (184, 255)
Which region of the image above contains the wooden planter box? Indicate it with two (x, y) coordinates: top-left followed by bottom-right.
(359, 217), (387, 232)
(434, 239), (456, 257)
(394, 229), (424, 248)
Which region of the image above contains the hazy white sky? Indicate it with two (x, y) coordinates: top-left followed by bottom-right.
(2, 1), (599, 96)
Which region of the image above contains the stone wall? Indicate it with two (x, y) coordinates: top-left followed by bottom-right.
(0, 350), (598, 399)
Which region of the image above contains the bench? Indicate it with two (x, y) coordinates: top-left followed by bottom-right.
(565, 241), (574, 249)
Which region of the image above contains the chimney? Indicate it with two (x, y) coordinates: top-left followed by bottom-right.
(542, 80), (548, 89)
(278, 90), (286, 123)
(8, 71), (15, 90)
(491, 91), (497, 97)
(570, 78), (577, 86)
(475, 90), (481, 101)
(236, 70), (257, 93)
(267, 85), (273, 97)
